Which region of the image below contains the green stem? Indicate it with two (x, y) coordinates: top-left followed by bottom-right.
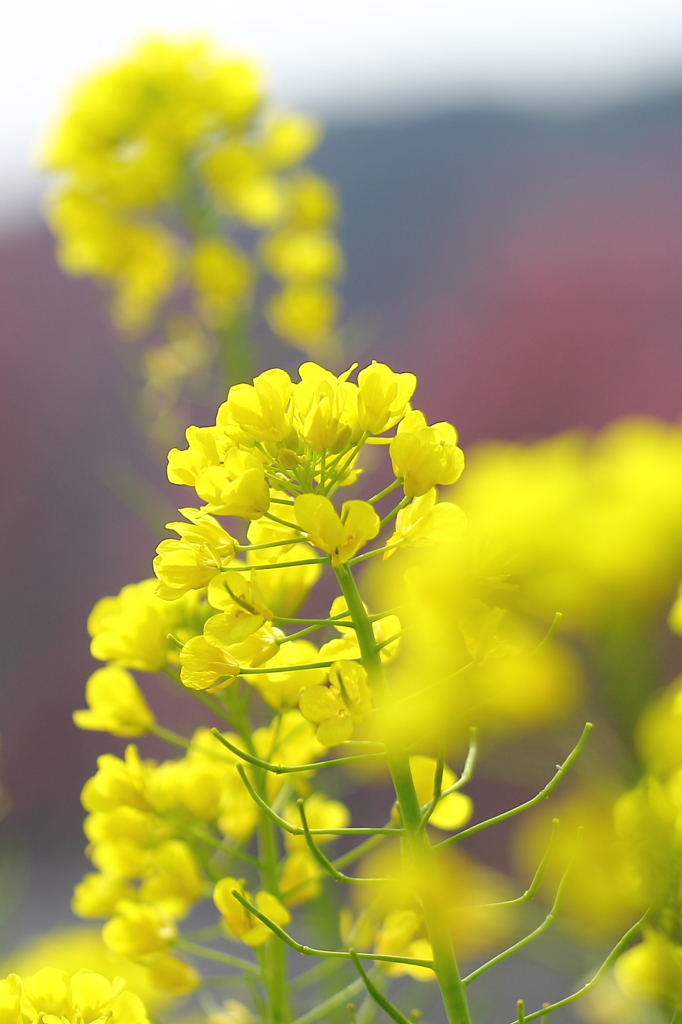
(217, 306), (254, 388)
(226, 692), (290, 1024)
(259, 801), (290, 1024)
(334, 563), (472, 1024)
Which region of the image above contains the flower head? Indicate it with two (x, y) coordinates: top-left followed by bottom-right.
(74, 666), (155, 737)
(213, 879), (290, 946)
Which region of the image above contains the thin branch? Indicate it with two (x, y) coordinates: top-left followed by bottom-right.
(349, 950), (412, 1024)
(222, 557), (329, 572)
(229, 890), (435, 970)
(348, 541), (403, 566)
(417, 737), (446, 832)
(291, 976), (368, 1024)
(162, 665), (235, 726)
(478, 819), (560, 909)
(264, 511), (306, 532)
(212, 730), (385, 774)
(174, 937), (261, 974)
(463, 847), (575, 985)
(367, 479), (402, 505)
(332, 830), (390, 870)
(290, 957), (345, 992)
(435, 723), (593, 850)
(281, 829), (391, 901)
(272, 615), (353, 626)
(450, 726), (479, 792)
(297, 800), (397, 884)
(379, 496), (410, 529)
(415, 727), (478, 828)
(504, 913), (649, 1023)
(375, 629), (407, 652)
(161, 812), (261, 869)
(149, 723), (192, 750)
(534, 613), (563, 651)
(236, 538), (308, 553)
(200, 975), (251, 987)
(241, 660), (346, 675)
(235, 764), (402, 836)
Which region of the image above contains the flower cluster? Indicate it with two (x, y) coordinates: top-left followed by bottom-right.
(154, 360), (464, 734)
(43, 37), (345, 445)
(0, 968), (150, 1024)
(66, 357), (481, 1006)
(70, 715), (341, 960)
(44, 36), (342, 343)
(65, 354), (649, 1024)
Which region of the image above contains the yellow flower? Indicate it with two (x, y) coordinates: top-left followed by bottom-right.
(179, 635), (240, 692)
(195, 450), (270, 519)
(615, 931), (682, 1009)
(299, 661), (373, 746)
(261, 229), (343, 281)
(283, 793), (350, 851)
(11, 968), (150, 1024)
(375, 910), (435, 981)
(138, 840), (205, 920)
(84, 804), (165, 848)
(320, 597), (401, 664)
(261, 113), (321, 167)
(154, 508), (235, 599)
(213, 879), (291, 946)
(246, 498), (301, 553)
(206, 571), (273, 638)
(280, 850), (322, 906)
(44, 37), (344, 355)
(408, 756), (473, 830)
(385, 490), (467, 557)
(287, 173), (338, 227)
(245, 639), (326, 710)
(103, 901), (176, 957)
(0, 926), (166, 1011)
(0, 974), (21, 1024)
(81, 747), (153, 814)
(145, 955), (199, 997)
(390, 411), (464, 496)
(356, 361), (416, 434)
(167, 425), (227, 486)
(266, 283), (339, 349)
(190, 237), (253, 319)
(250, 547), (323, 618)
(226, 369), (294, 443)
(293, 362), (360, 452)
(72, 874), (136, 919)
(73, 666), (155, 737)
(88, 579), (200, 672)
(294, 495), (379, 566)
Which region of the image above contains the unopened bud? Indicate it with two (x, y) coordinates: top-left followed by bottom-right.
(278, 449), (300, 470)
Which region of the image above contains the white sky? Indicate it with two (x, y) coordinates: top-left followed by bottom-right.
(3, 0), (682, 226)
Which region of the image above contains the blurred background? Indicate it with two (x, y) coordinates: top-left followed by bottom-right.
(3, 0), (682, 1014)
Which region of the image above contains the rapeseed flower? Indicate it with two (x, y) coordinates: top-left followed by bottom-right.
(43, 38), (346, 444)
(213, 879), (290, 946)
(73, 666), (155, 737)
(0, 968), (150, 1024)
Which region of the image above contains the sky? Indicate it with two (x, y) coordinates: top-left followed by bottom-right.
(3, 0), (682, 226)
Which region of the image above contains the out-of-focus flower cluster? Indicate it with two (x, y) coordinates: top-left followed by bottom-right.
(375, 417), (682, 743)
(593, 662), (682, 1015)
(43, 37), (345, 444)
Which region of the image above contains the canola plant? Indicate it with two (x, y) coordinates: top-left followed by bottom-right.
(8, 32), (682, 1024)
(43, 37), (343, 446)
